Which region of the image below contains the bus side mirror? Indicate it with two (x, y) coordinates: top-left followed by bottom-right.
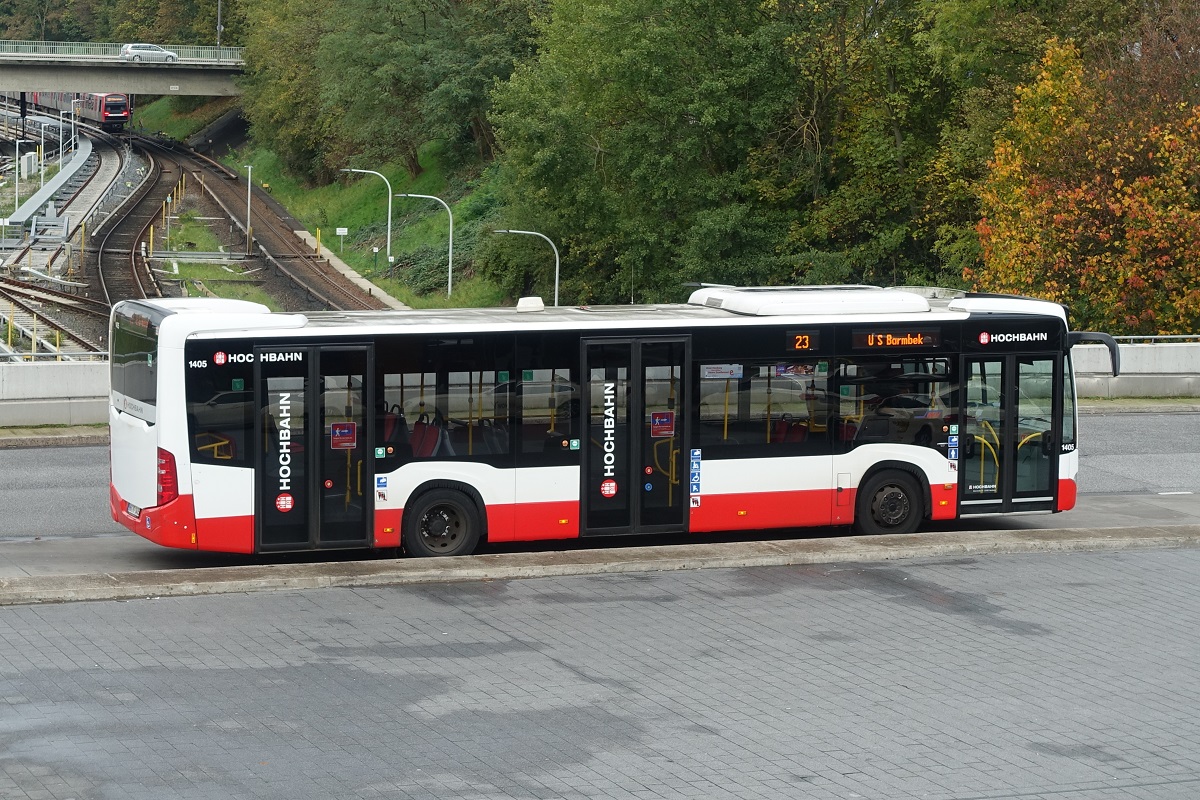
(1068, 331), (1120, 377)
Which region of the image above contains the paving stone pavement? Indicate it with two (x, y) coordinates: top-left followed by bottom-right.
(2, 546), (1199, 799)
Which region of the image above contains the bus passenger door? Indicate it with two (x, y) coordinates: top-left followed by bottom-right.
(256, 345), (373, 551)
(959, 355), (1058, 514)
(581, 337), (689, 536)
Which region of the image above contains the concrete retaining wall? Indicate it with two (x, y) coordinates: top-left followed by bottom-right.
(0, 361), (109, 425)
(0, 343), (1197, 426)
(1072, 343), (1200, 398)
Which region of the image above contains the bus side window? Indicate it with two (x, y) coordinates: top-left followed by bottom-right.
(838, 357), (956, 449)
(185, 368), (253, 466)
(696, 361), (831, 455)
(514, 333), (579, 466)
(516, 369), (579, 461)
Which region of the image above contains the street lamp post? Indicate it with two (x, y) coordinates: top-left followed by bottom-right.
(244, 165), (253, 254)
(340, 168), (392, 262)
(492, 229), (560, 307)
(38, 123), (45, 188)
(58, 109), (65, 163)
(396, 193), (453, 296)
(13, 139), (33, 215)
(71, 99), (80, 153)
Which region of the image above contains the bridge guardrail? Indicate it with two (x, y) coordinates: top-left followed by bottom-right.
(0, 40), (244, 65)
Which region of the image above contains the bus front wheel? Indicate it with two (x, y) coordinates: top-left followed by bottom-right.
(404, 489), (481, 557)
(854, 470), (923, 535)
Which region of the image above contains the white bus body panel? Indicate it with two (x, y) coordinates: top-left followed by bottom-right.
(110, 406), (159, 510)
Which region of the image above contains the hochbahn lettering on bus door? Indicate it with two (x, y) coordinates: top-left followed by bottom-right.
(275, 391), (295, 511)
(601, 382), (618, 498)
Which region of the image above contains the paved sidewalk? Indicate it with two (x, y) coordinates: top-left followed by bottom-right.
(2, 524), (1199, 606)
(4, 547), (1200, 799)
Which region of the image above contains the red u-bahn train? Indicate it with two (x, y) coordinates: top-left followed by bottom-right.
(29, 92), (131, 133)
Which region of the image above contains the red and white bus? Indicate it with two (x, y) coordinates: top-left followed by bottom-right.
(108, 286), (1119, 556)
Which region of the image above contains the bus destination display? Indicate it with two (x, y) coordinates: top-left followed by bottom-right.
(852, 328), (940, 350)
(786, 330), (820, 352)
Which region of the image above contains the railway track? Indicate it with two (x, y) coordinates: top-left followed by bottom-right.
(0, 122), (125, 355)
(125, 136), (387, 312)
(0, 277), (110, 319)
(5, 124), (387, 357)
(93, 145), (168, 304)
(0, 283), (104, 360)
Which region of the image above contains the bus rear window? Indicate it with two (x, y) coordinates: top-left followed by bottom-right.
(110, 304), (164, 423)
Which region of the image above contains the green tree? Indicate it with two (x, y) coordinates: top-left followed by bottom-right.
(491, 0), (795, 303)
(769, 0), (957, 287)
(315, 0), (537, 178)
(241, 0), (342, 181)
(975, 21), (1200, 334)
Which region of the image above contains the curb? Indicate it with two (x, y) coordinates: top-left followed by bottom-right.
(0, 433), (108, 448)
(2, 525), (1197, 606)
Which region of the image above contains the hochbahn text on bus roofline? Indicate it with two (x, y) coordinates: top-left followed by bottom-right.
(108, 285), (1120, 557)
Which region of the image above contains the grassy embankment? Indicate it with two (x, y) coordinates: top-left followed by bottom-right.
(133, 97), (507, 309)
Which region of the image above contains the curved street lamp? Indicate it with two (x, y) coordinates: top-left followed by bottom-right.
(492, 229), (560, 307)
(396, 193), (453, 296)
(341, 168), (392, 262)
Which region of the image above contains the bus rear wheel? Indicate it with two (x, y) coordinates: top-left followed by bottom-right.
(854, 470), (923, 535)
(404, 489), (481, 557)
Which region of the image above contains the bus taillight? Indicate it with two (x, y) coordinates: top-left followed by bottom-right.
(157, 448), (179, 506)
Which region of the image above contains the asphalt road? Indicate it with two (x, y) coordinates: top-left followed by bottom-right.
(4, 411), (1199, 544)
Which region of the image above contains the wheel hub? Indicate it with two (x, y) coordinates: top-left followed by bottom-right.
(874, 487), (910, 527)
(421, 509), (458, 545)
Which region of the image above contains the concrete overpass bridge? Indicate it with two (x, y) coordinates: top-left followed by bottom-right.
(0, 40), (244, 96)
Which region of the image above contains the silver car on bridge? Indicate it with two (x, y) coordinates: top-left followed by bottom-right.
(120, 43), (178, 63)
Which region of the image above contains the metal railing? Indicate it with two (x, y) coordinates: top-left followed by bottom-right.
(0, 40), (244, 65)
(1113, 335), (1200, 344)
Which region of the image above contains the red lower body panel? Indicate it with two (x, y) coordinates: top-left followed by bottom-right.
(113, 481), (970, 553)
(689, 489), (835, 533)
(195, 515), (255, 554)
(375, 509), (402, 548)
(1057, 478), (1077, 511)
(110, 483), (198, 549)
(488, 501), (580, 543)
(930, 482), (959, 521)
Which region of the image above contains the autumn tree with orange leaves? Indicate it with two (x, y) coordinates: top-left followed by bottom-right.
(974, 7), (1200, 334)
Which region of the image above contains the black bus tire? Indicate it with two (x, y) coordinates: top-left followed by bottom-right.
(853, 470), (924, 535)
(404, 489), (481, 557)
